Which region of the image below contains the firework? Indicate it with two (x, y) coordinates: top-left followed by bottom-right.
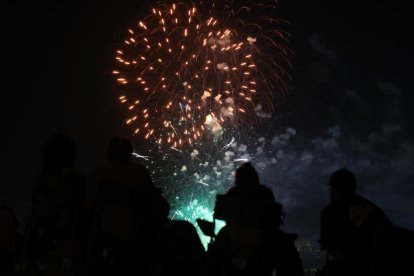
(116, 0), (291, 245)
(113, 0), (291, 148)
(136, 130), (273, 247)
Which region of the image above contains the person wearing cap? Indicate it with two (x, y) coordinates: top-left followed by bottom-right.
(319, 168), (393, 276)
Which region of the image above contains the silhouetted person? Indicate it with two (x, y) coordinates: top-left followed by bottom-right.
(24, 134), (85, 274)
(85, 136), (166, 275)
(319, 168), (394, 276)
(206, 162), (304, 276)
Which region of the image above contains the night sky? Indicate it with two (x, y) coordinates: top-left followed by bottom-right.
(1, 0), (413, 241)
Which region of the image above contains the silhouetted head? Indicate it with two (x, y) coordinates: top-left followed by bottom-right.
(328, 168), (357, 201)
(107, 137), (133, 163)
(235, 162), (260, 187)
(43, 134), (76, 171)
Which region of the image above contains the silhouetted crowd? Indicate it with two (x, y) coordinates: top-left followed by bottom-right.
(1, 134), (413, 276)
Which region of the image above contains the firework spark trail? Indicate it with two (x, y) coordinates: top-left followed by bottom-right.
(221, 137), (235, 151)
(114, 0), (291, 148)
(132, 152), (149, 160)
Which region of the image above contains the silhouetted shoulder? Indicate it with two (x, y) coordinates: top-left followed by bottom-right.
(169, 220), (205, 252)
(227, 184), (275, 202)
(91, 162), (153, 186)
(321, 195), (392, 228)
(33, 168), (85, 206)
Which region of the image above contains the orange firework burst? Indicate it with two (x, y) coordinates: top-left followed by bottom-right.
(113, 0), (291, 148)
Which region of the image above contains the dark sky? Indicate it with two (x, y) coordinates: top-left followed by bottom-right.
(1, 0), (413, 238)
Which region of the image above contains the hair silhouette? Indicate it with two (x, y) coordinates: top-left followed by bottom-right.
(328, 168), (357, 192)
(235, 162), (260, 187)
(43, 133), (76, 171)
(107, 136), (134, 162)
